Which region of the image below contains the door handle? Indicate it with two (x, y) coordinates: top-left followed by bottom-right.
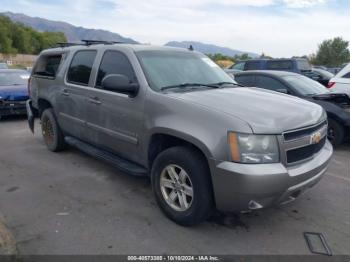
(61, 89), (70, 96)
(89, 97), (102, 105)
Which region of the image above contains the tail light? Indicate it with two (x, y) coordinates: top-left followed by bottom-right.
(28, 77), (32, 97)
(327, 82), (335, 89)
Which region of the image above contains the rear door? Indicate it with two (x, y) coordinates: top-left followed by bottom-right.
(56, 50), (97, 140)
(84, 50), (145, 164)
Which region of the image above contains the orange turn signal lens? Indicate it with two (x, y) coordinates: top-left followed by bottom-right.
(228, 132), (241, 162)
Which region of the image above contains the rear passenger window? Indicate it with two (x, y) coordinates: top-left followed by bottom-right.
(96, 51), (137, 88)
(245, 61), (260, 70)
(266, 61), (293, 70)
(33, 55), (63, 78)
(235, 75), (255, 86)
(67, 51), (97, 86)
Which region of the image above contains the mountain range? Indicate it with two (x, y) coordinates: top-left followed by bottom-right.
(165, 41), (258, 57)
(2, 12), (258, 57)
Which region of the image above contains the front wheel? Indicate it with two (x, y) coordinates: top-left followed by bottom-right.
(328, 119), (344, 147)
(151, 146), (213, 226)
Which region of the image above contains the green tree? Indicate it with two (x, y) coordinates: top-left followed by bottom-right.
(0, 15), (67, 55)
(311, 37), (350, 67)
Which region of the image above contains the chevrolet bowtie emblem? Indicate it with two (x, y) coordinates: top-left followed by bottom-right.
(310, 131), (322, 144)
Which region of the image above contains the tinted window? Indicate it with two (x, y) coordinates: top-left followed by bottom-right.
(256, 75), (287, 92)
(266, 60), (293, 70)
(231, 62), (245, 71)
(235, 75), (255, 86)
(343, 72), (350, 79)
(67, 51), (97, 85)
(96, 51), (137, 88)
(34, 55), (63, 77)
(245, 61), (260, 70)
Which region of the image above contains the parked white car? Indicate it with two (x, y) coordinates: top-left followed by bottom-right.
(328, 63), (350, 96)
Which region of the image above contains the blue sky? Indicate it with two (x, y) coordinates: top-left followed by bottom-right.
(1, 0), (349, 57)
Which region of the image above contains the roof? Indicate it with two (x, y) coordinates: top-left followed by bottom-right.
(42, 43), (192, 54)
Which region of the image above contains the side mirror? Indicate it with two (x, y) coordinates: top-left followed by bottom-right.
(101, 74), (139, 97)
(276, 88), (289, 94)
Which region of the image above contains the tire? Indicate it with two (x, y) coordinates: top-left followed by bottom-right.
(328, 118), (344, 147)
(41, 108), (66, 152)
(151, 146), (213, 226)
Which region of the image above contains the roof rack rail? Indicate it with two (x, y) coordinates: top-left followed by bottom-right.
(56, 42), (81, 48)
(81, 40), (125, 46)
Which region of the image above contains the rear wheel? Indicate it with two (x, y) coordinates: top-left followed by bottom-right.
(151, 146), (213, 226)
(41, 108), (66, 152)
(328, 118), (344, 147)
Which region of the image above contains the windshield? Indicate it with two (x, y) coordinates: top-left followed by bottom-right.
(282, 75), (329, 96)
(136, 50), (235, 91)
(0, 72), (29, 86)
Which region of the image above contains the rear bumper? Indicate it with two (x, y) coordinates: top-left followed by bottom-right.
(0, 100), (27, 117)
(210, 140), (333, 212)
(26, 100), (35, 133)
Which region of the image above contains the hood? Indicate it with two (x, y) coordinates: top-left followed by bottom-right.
(0, 85), (29, 101)
(168, 87), (325, 134)
(312, 93), (350, 109)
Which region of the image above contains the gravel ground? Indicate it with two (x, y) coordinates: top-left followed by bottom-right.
(0, 117), (349, 255)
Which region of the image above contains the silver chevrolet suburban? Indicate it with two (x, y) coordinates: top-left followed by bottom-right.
(27, 41), (333, 226)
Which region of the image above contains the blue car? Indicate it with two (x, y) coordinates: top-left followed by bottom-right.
(0, 69), (30, 119)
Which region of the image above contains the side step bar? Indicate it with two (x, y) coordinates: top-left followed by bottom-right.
(65, 136), (148, 176)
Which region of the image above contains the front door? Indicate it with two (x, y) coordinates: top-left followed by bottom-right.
(85, 50), (145, 164)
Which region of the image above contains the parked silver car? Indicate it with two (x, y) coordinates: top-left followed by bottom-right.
(27, 42), (333, 226)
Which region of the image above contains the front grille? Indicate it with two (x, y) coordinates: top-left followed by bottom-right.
(283, 121), (328, 164)
(286, 137), (326, 164)
(0, 100), (27, 116)
(283, 121), (327, 141)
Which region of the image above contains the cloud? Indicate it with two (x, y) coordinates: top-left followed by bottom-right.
(282, 0), (326, 8)
(1, 0), (347, 57)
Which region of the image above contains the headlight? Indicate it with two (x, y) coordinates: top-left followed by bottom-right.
(228, 132), (280, 164)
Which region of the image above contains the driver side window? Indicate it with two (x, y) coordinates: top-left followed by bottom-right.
(96, 50), (137, 89)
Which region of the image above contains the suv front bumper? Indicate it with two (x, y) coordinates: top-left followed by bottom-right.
(210, 140), (333, 212)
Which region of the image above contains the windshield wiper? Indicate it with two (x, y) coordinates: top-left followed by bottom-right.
(160, 83), (219, 91)
(210, 82), (245, 87)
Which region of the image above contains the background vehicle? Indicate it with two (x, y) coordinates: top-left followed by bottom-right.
(0, 69), (29, 119)
(305, 68), (334, 87)
(328, 63), (350, 96)
(0, 62), (9, 69)
(27, 42), (332, 226)
(228, 58), (311, 74)
(234, 71), (350, 146)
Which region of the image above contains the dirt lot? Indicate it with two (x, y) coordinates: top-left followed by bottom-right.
(0, 117), (349, 255)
